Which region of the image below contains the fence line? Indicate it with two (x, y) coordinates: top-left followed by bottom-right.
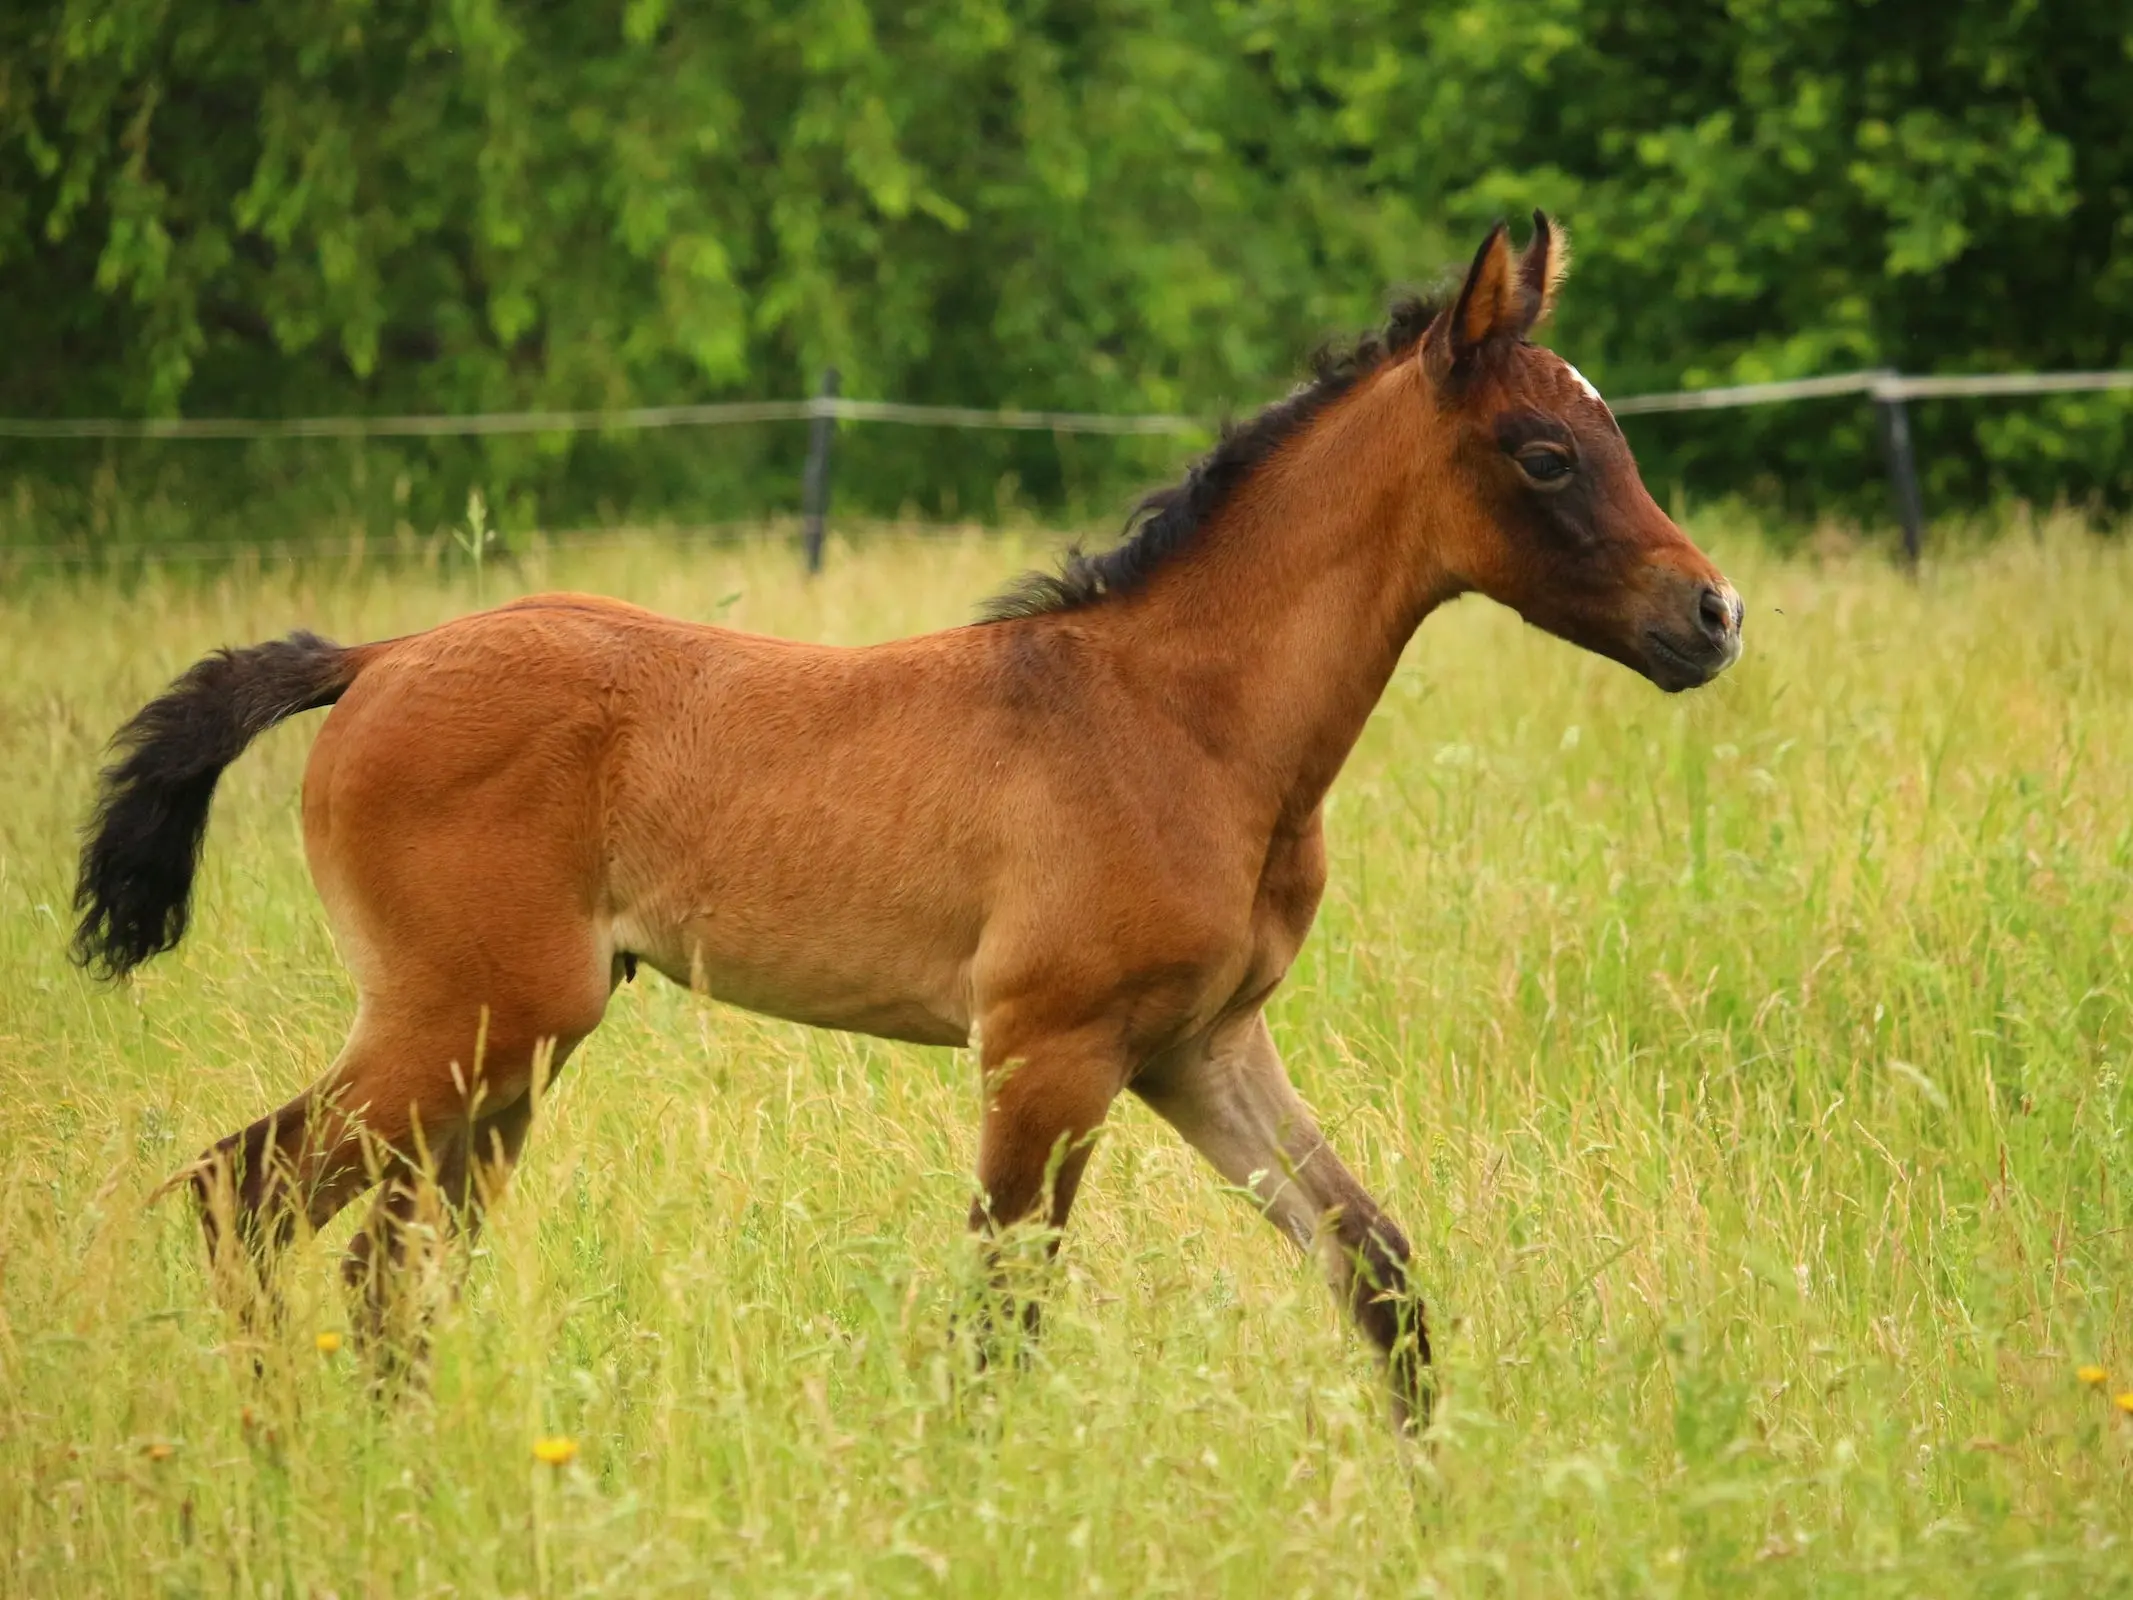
(0, 520), (885, 571)
(5, 364), (2131, 567)
(1607, 371), (1890, 415)
(0, 396), (1206, 442)
(5, 366), (2128, 442)
(1879, 370), (2133, 401)
(1612, 367), (2133, 414)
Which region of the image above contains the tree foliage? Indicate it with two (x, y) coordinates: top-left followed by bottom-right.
(3, 0), (2128, 537)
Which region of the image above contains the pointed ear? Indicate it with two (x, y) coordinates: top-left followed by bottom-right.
(1426, 221), (1520, 378)
(1519, 209), (1571, 327)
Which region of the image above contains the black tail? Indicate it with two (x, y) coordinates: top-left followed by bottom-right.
(73, 631), (359, 979)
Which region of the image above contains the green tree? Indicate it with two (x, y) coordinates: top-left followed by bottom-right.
(3, 0), (2128, 541)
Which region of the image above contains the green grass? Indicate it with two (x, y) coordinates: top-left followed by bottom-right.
(2, 520), (2129, 1597)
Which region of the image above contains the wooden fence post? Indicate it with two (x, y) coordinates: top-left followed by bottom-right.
(1874, 376), (1925, 565)
(801, 367), (841, 575)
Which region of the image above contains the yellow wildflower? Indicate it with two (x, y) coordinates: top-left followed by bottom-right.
(315, 1330), (343, 1356)
(145, 1442), (175, 1462)
(2115, 1392), (2133, 1416)
(533, 1435), (578, 1467)
(2076, 1364), (2107, 1386)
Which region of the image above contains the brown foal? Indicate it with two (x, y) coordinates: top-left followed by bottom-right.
(75, 215), (1740, 1425)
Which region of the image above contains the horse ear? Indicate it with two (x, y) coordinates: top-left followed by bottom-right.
(1519, 209), (1570, 326)
(1427, 220), (1520, 377)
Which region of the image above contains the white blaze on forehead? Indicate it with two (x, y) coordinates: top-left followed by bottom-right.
(1562, 359), (1604, 405)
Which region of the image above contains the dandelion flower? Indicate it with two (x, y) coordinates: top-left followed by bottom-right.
(315, 1331), (342, 1356)
(145, 1442), (175, 1462)
(2077, 1365), (2107, 1386)
(533, 1435), (578, 1466)
(2115, 1392), (2133, 1416)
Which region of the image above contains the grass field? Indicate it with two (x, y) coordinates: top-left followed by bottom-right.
(2, 520), (2130, 1597)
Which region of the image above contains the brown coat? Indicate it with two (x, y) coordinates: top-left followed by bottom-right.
(76, 214), (1740, 1426)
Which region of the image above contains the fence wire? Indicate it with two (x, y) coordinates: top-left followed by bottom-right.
(0, 397), (1203, 441)
(6, 364), (2130, 570)
(4, 367), (2128, 440)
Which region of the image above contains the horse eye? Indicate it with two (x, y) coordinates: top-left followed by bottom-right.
(1516, 447), (1573, 485)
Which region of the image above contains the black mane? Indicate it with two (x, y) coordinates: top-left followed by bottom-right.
(978, 295), (1441, 623)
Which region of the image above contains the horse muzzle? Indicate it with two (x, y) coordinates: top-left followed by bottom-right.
(1641, 578), (1743, 692)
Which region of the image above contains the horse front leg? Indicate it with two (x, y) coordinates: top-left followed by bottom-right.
(1133, 1013), (1431, 1429)
(964, 1021), (1124, 1352)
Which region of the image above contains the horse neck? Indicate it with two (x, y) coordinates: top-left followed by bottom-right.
(1110, 360), (1464, 830)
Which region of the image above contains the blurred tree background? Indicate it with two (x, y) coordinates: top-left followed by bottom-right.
(2, 0), (2128, 546)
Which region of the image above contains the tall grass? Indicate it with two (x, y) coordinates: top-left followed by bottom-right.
(1, 521), (2128, 1596)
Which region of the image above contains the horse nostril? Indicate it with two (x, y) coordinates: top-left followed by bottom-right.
(1697, 585), (1733, 643)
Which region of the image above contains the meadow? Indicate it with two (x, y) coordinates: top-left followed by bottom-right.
(1, 519), (2128, 1597)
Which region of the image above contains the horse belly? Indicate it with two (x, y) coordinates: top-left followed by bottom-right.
(614, 892), (976, 1048)
(601, 632), (1021, 1049)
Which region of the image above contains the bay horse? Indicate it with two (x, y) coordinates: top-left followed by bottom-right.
(74, 214), (1741, 1426)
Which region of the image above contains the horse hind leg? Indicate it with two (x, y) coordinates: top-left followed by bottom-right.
(342, 1086), (543, 1367)
(188, 1078), (387, 1332)
(190, 994), (593, 1354)
(189, 681), (617, 1347)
